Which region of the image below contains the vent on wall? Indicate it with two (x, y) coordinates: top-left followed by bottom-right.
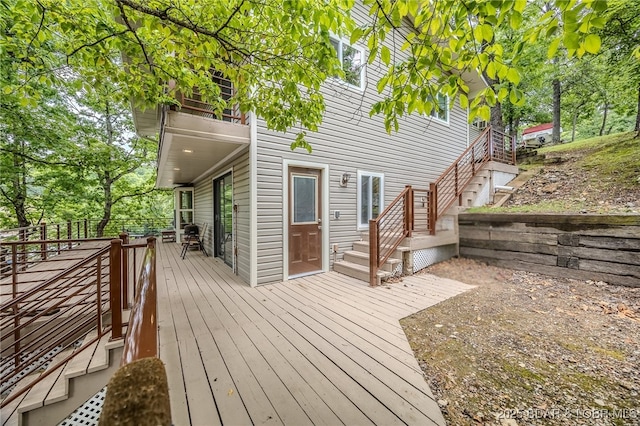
(472, 119), (488, 130)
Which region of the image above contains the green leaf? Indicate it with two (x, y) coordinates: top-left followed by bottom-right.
(459, 93), (468, 109)
(547, 38), (561, 59)
(350, 27), (363, 45)
(584, 34), (601, 54)
(563, 32), (580, 49)
(481, 24), (493, 42)
(381, 45), (391, 65)
(509, 12), (522, 29)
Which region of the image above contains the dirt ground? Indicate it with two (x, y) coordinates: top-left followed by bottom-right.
(400, 258), (640, 426)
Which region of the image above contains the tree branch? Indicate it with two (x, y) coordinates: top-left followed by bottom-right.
(0, 148), (78, 167)
(66, 30), (129, 59)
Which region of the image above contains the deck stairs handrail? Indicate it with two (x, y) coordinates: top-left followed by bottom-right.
(0, 235), (155, 411)
(369, 126), (515, 285)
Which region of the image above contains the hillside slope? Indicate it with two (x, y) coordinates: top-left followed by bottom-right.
(500, 132), (640, 214)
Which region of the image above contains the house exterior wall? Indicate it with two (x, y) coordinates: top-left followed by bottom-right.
(193, 149), (251, 284)
(254, 5), (472, 284)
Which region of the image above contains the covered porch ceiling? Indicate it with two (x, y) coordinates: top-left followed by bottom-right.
(156, 111), (250, 188)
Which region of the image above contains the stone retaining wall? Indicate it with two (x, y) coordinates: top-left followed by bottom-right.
(458, 213), (640, 287)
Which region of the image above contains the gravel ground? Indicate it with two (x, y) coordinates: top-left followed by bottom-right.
(400, 258), (640, 426)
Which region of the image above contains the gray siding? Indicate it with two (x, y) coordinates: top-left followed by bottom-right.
(254, 5), (477, 284)
(194, 149), (251, 284)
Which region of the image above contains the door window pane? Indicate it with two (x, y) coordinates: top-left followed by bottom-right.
(292, 176), (317, 223)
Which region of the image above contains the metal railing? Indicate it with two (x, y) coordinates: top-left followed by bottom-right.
(368, 127), (516, 285)
(0, 234), (155, 409)
(173, 74), (246, 124)
(1, 219), (172, 279)
(369, 186), (412, 286)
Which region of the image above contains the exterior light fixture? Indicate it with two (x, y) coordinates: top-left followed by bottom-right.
(340, 173), (352, 187)
(182, 149), (193, 153)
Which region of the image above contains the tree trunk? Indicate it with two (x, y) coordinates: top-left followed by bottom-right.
(552, 78), (561, 143)
(13, 144), (29, 228)
(571, 101), (585, 142)
(96, 178), (112, 238)
(635, 82), (640, 136)
(512, 117), (520, 139)
(599, 102), (609, 136)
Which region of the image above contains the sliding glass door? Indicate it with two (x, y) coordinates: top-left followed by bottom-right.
(214, 173), (233, 267)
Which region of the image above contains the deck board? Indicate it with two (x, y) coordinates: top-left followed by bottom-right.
(156, 243), (473, 425)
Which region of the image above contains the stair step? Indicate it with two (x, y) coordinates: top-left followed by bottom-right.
(352, 241), (409, 257)
(18, 347), (75, 413)
(65, 329), (100, 379)
(87, 332), (112, 374)
(343, 250), (401, 272)
(334, 261), (391, 284)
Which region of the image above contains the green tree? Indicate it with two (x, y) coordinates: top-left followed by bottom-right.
(2, 0), (608, 146)
(599, 0), (640, 135)
(0, 62), (80, 228)
(73, 84), (157, 236)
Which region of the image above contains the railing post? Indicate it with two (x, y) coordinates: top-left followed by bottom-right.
(120, 232), (129, 310)
(429, 183), (437, 235)
(40, 222), (47, 261)
(369, 219), (378, 287)
(404, 185), (413, 237)
(66, 220), (72, 249)
(110, 238), (123, 340)
(56, 223), (61, 255)
(18, 227), (26, 272)
(489, 128), (494, 161)
(97, 255), (103, 333)
(11, 244), (20, 367)
(511, 134), (516, 165)
(84, 219), (88, 238)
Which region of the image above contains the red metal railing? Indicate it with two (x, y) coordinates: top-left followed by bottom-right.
(174, 74), (246, 124)
(369, 186), (412, 286)
(368, 127), (515, 285)
(1, 219), (172, 279)
(0, 235), (154, 409)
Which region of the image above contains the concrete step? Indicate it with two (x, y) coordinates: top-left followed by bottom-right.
(343, 250), (401, 272)
(334, 261), (391, 285)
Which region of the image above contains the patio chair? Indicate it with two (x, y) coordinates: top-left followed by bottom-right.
(180, 223), (208, 259)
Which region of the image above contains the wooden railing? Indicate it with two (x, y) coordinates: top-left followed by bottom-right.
(368, 126), (515, 286)
(100, 237), (169, 425)
(121, 236), (157, 363)
(173, 74), (246, 124)
(369, 186), (413, 286)
(0, 234), (155, 409)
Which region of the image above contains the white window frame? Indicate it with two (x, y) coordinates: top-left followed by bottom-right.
(329, 36), (366, 91)
(357, 170), (385, 230)
(290, 174), (319, 225)
(429, 93), (450, 125)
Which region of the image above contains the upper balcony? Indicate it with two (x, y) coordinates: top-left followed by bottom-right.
(132, 74), (250, 188)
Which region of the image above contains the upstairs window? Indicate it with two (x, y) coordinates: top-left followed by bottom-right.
(430, 93), (449, 124)
(330, 37), (365, 90)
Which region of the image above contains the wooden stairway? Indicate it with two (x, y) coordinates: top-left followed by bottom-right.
(334, 240), (409, 285)
(334, 170), (491, 284)
(1, 328), (124, 426)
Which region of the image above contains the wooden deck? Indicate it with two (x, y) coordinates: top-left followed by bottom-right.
(157, 242), (473, 425)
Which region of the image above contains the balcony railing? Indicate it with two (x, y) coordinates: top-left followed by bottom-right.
(0, 234), (155, 409)
(172, 75), (246, 124)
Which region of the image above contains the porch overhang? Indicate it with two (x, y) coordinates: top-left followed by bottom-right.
(156, 110), (250, 188)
